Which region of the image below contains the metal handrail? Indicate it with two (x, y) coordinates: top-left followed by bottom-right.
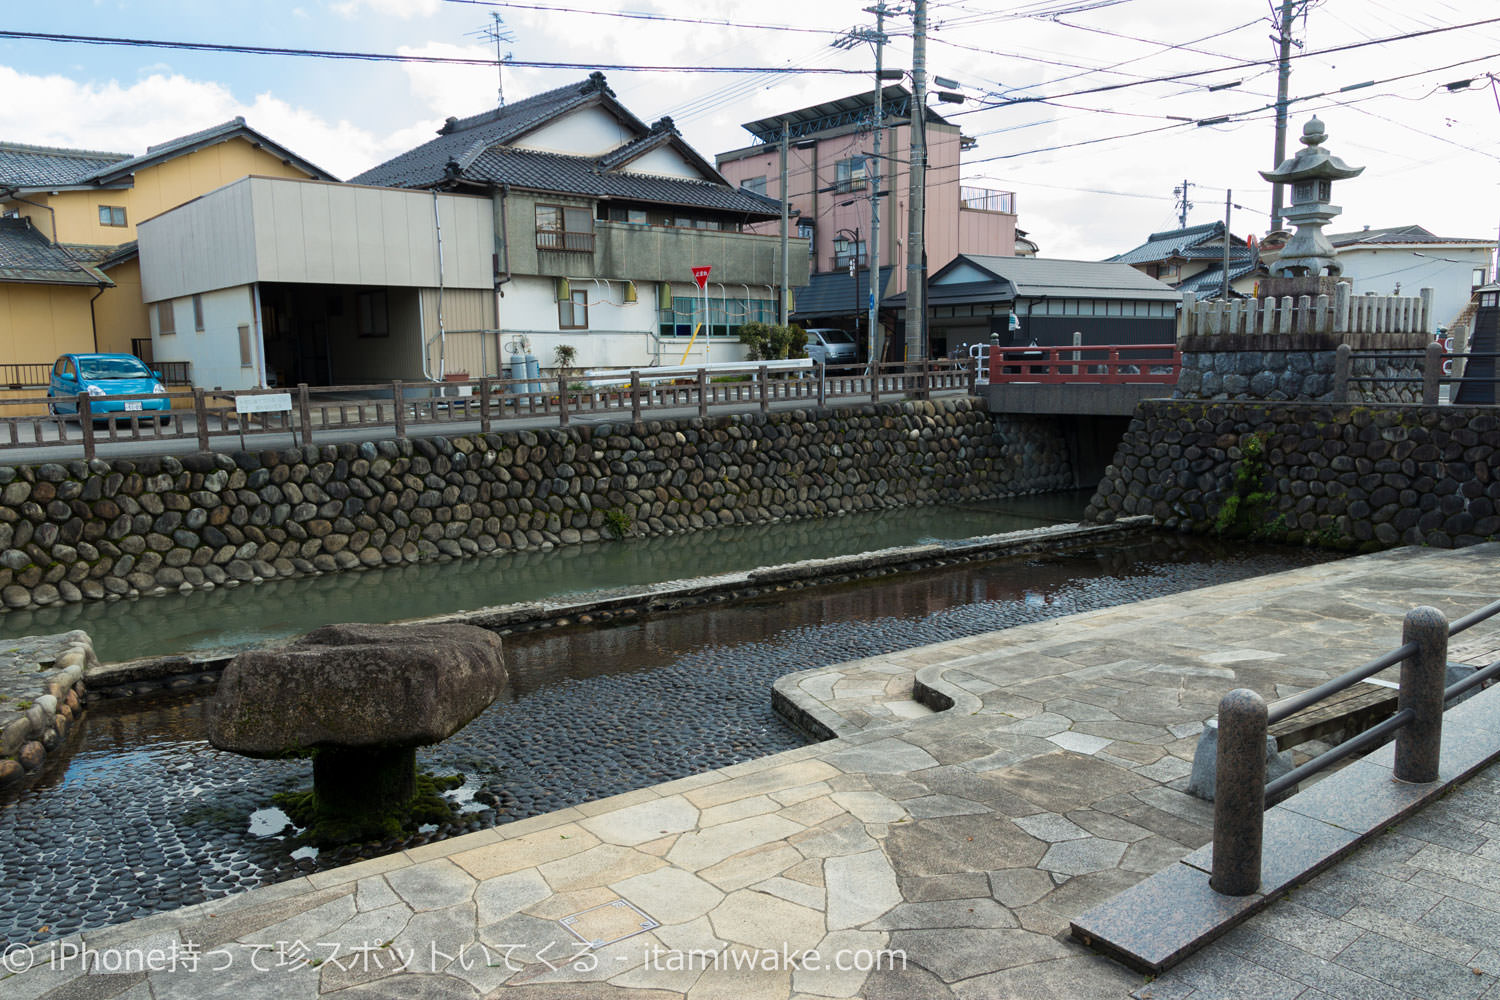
(1209, 598), (1500, 896)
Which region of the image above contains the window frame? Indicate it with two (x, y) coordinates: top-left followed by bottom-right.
(559, 289), (589, 330)
(835, 157), (867, 193)
(192, 293), (205, 332)
(535, 203), (596, 253)
(98, 205), (127, 227)
(156, 301), (176, 336)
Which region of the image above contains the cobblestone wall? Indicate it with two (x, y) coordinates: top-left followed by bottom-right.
(1084, 400), (1498, 548)
(0, 399), (1073, 610)
(1173, 332), (1429, 404)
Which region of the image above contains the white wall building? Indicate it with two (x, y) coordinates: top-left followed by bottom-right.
(1329, 225), (1496, 332)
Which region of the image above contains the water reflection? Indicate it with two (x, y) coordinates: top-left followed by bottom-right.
(0, 492), (1092, 662)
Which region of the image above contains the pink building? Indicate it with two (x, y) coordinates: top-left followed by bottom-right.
(716, 86), (1018, 357)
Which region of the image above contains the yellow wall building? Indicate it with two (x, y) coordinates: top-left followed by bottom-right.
(0, 119), (335, 377)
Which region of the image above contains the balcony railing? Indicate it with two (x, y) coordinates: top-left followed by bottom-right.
(960, 186), (1015, 214)
(536, 229), (595, 253)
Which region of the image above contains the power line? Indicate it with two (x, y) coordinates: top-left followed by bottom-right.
(440, 0), (845, 37)
(0, 29), (867, 75)
(969, 14), (1500, 108)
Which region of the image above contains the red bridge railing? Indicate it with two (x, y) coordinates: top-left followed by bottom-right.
(987, 344), (1181, 385)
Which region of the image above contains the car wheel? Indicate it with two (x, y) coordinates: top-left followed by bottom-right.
(158, 414), (173, 428)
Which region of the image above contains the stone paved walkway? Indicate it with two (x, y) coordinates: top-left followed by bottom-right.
(4, 543), (1499, 1000)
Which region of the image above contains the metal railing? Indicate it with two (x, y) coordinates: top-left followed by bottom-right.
(987, 344), (1181, 385)
(1210, 598), (1500, 896)
(0, 364), (55, 389)
(0, 358), (977, 461)
(1333, 341), (1500, 404)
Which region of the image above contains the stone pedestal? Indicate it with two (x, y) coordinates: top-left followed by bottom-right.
(1258, 275), (1349, 302)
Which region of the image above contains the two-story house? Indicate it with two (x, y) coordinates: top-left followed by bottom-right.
(1325, 225), (1497, 333)
(350, 72), (805, 372)
(0, 120), (336, 375)
(1109, 221), (1261, 299)
(715, 86), (1018, 359)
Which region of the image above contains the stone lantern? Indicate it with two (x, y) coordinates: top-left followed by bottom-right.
(1259, 117), (1364, 278)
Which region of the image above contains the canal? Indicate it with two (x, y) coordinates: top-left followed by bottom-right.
(0, 513), (1340, 945)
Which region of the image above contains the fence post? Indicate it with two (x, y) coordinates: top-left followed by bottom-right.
(1423, 340), (1443, 406)
(1333, 343), (1351, 403)
(479, 377), (492, 434)
(558, 373), (570, 426)
(630, 372), (642, 423)
(1210, 688), (1267, 896)
(818, 363), (827, 408)
(758, 365), (769, 414)
(297, 383), (313, 446)
(391, 381), (406, 439)
(78, 395), (95, 461)
(871, 362), (880, 403)
(697, 369), (709, 419)
(193, 388), (210, 452)
(1395, 606), (1448, 784)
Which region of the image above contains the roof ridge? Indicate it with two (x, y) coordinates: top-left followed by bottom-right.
(144, 117), (245, 154)
(0, 140), (131, 161)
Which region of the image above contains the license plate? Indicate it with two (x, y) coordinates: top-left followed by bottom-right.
(123, 401), (142, 411)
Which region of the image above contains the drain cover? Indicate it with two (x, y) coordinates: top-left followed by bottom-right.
(558, 897), (660, 948)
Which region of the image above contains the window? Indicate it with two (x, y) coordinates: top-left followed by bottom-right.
(798, 221), (815, 257)
(1475, 267), (1489, 290)
(659, 296), (776, 339)
(607, 206), (649, 225)
(833, 237), (866, 271)
(98, 205), (127, 227)
(559, 289), (588, 330)
(536, 204), (595, 252)
(238, 324), (254, 368)
(156, 301), (176, 336)
(835, 157), (867, 192)
(742, 176), (767, 196)
(192, 294), (205, 332)
(357, 290), (388, 337)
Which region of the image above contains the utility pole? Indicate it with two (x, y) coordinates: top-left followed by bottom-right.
(905, 0), (927, 363)
(1270, 0), (1299, 232)
(836, 5), (893, 365)
(779, 120), (790, 326)
(1174, 179), (1193, 229)
(1222, 190), (1232, 300)
(866, 3), (888, 367)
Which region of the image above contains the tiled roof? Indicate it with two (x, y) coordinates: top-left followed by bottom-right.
(966, 255), (1183, 301)
(1110, 221), (1254, 266)
(1175, 257), (1262, 296)
(461, 147), (780, 215)
(88, 118), (338, 184)
(351, 74), (776, 218)
(1328, 224), (1494, 247)
(0, 218), (110, 286)
(0, 142), (130, 188)
(1, 120), (336, 193)
(793, 267), (893, 317)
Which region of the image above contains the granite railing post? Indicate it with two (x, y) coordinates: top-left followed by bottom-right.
(297, 383), (314, 446)
(78, 394), (95, 461)
(391, 381), (406, 439)
(1334, 343), (1352, 403)
(1419, 287), (1435, 334)
(1334, 282), (1351, 334)
(630, 372), (643, 423)
(1423, 341), (1444, 405)
(1395, 606), (1448, 784)
(1210, 688), (1267, 896)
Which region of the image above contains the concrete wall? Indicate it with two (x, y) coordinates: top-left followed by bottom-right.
(0, 398), (1073, 610)
(1338, 245), (1492, 332)
(1085, 399), (1500, 549)
(152, 284), (260, 390)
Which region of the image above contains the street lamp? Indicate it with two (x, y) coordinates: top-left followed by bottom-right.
(835, 226), (864, 347)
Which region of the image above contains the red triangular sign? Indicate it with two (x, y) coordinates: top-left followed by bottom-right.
(691, 265), (712, 290)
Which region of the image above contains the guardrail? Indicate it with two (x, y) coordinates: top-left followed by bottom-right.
(0, 358), (976, 461)
(1210, 599), (1500, 896)
(1334, 342), (1500, 404)
(987, 344), (1180, 385)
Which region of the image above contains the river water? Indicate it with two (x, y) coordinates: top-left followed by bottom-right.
(0, 491), (1095, 662)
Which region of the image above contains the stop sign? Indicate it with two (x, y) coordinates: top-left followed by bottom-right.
(691, 265), (711, 290)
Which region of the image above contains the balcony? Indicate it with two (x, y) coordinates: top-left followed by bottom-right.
(536, 229), (596, 253)
(588, 221), (810, 287)
(960, 186), (1016, 214)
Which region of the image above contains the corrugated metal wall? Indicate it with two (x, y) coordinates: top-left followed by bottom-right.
(420, 288), (498, 377)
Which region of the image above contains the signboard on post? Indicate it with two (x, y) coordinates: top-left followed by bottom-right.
(691, 266), (713, 365)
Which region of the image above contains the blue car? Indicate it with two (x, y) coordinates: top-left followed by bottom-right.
(49, 353), (172, 424)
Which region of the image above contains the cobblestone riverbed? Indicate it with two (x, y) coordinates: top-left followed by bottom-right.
(0, 534), (1337, 946)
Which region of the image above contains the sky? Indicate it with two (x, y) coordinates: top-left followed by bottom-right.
(2, 0), (1499, 267)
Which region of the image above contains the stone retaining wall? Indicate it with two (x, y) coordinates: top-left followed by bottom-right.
(0, 631), (95, 791)
(1084, 400), (1499, 548)
(1174, 331), (1428, 404)
(0, 398), (1073, 611)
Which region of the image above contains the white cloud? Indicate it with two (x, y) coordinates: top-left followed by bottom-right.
(331, 0), (442, 19)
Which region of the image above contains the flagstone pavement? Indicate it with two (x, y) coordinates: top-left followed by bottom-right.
(5, 543), (1499, 1000)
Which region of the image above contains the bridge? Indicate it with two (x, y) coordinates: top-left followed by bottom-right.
(979, 343), (1180, 416)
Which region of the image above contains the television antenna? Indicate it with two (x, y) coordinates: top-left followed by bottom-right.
(466, 13), (516, 107)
